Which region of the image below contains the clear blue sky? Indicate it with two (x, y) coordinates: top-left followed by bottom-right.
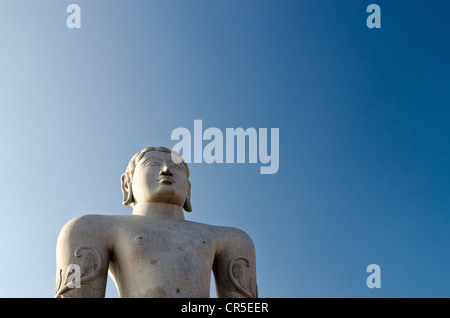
(0, 0), (449, 297)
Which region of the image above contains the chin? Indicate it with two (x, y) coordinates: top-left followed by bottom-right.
(153, 186), (182, 199)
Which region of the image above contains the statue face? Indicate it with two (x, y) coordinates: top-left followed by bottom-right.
(131, 150), (189, 207)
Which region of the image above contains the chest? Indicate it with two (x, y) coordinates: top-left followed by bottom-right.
(114, 222), (216, 264)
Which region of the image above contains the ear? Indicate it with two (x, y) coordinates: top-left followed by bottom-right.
(121, 173), (134, 206)
(183, 181), (192, 212)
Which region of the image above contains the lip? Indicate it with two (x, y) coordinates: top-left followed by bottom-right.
(156, 177), (175, 184)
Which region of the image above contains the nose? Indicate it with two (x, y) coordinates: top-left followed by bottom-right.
(159, 163), (173, 176)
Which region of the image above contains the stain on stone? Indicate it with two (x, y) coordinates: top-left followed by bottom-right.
(151, 259), (158, 265)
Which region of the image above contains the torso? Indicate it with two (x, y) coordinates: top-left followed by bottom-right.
(106, 215), (220, 297)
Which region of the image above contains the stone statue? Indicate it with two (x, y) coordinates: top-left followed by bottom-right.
(55, 147), (258, 298)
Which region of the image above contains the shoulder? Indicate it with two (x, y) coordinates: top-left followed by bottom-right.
(217, 226), (253, 242)
(181, 221), (254, 250)
(59, 214), (111, 235)
(214, 225), (255, 254)
(57, 214), (116, 249)
(183, 221), (252, 241)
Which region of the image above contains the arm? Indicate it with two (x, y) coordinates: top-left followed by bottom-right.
(55, 215), (110, 298)
(213, 228), (258, 298)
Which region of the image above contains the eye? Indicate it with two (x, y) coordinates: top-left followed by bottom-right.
(170, 164), (182, 171)
(146, 161), (160, 167)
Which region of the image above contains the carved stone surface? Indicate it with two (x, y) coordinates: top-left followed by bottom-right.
(55, 246), (106, 298)
(223, 257), (258, 298)
(55, 147), (257, 298)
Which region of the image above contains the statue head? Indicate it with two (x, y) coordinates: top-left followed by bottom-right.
(120, 147), (192, 212)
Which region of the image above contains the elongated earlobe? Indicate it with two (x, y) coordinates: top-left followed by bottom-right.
(183, 181), (192, 212)
(121, 173), (134, 206)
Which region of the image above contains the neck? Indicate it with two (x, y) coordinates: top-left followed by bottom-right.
(132, 202), (185, 220)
